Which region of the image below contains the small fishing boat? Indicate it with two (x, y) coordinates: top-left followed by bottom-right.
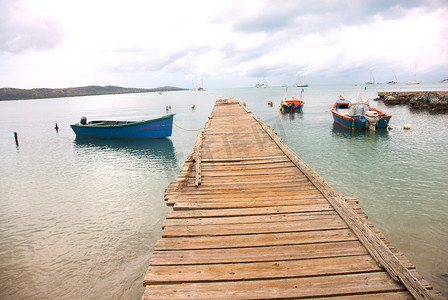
(331, 95), (391, 130)
(279, 87), (304, 112)
(70, 114), (175, 139)
(279, 98), (304, 112)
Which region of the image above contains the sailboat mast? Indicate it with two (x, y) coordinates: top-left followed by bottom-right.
(414, 64), (417, 82)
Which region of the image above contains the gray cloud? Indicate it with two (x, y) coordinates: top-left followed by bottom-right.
(0, 0), (65, 54)
(229, 0), (439, 35)
(207, 0), (448, 84)
(1, 0), (446, 88)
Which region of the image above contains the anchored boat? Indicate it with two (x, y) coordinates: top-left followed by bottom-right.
(279, 97), (304, 112)
(331, 95), (391, 130)
(279, 87), (304, 112)
(70, 114), (175, 139)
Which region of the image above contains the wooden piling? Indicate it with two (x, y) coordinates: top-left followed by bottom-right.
(142, 99), (445, 300)
(14, 132), (19, 146)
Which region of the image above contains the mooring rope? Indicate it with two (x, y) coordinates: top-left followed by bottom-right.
(174, 122), (204, 132)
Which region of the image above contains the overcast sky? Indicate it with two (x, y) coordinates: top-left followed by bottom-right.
(1, 0), (447, 89)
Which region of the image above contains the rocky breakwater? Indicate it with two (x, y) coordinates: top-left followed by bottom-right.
(375, 91), (448, 112)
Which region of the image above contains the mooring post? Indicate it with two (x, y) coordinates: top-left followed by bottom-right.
(14, 132), (19, 146)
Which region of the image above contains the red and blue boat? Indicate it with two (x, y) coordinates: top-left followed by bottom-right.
(331, 95), (391, 130)
(279, 88), (304, 112)
(70, 114), (175, 139)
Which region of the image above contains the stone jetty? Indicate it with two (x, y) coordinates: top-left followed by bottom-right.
(374, 91), (448, 112)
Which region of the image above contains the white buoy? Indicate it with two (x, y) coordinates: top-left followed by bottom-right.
(403, 124), (411, 130)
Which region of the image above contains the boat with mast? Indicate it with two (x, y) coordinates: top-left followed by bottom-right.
(407, 64), (420, 84)
(294, 74), (308, 87)
(365, 71), (375, 84)
(279, 87), (304, 112)
(388, 71), (398, 84)
(197, 79), (206, 91)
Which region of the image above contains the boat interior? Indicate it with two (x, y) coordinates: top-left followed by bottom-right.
(88, 120), (135, 126)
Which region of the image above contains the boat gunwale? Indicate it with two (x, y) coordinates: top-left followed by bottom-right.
(284, 99), (304, 105)
(330, 102), (391, 121)
(71, 113), (175, 128)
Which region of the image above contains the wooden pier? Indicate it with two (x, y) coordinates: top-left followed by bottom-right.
(143, 99), (444, 299)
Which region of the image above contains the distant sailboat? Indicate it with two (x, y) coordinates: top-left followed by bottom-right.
(294, 75), (308, 87)
(255, 78), (268, 88)
(365, 71), (375, 84)
(197, 79), (206, 91)
(407, 64), (420, 84)
(388, 71), (398, 84)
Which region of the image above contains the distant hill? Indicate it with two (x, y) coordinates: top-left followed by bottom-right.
(0, 85), (187, 101)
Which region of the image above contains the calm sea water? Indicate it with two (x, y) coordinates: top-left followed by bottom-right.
(1, 83), (447, 299)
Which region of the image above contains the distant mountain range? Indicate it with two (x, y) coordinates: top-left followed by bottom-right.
(0, 85), (187, 101)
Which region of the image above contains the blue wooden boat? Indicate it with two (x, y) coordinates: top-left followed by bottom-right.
(70, 114), (175, 139)
(331, 96), (391, 130)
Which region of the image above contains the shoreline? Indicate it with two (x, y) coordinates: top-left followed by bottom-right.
(0, 85), (187, 101)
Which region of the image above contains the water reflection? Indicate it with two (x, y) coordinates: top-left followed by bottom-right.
(279, 111), (304, 121)
(331, 123), (390, 139)
(74, 136), (176, 162)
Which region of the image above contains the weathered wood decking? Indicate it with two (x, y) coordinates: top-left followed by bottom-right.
(143, 99), (444, 299)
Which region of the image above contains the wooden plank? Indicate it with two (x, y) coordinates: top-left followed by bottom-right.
(162, 215), (348, 237)
(143, 272), (405, 299)
(166, 186), (321, 195)
(201, 167), (299, 176)
(154, 228), (358, 250)
(309, 291), (414, 299)
(174, 177), (314, 188)
(149, 241), (368, 265)
(166, 194), (327, 207)
(144, 255), (381, 284)
(162, 211), (338, 227)
(198, 155), (286, 162)
(201, 162), (296, 171)
(198, 157), (291, 166)
(171, 197), (327, 209)
(199, 173), (309, 182)
(168, 188), (323, 197)
(167, 203), (333, 218)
